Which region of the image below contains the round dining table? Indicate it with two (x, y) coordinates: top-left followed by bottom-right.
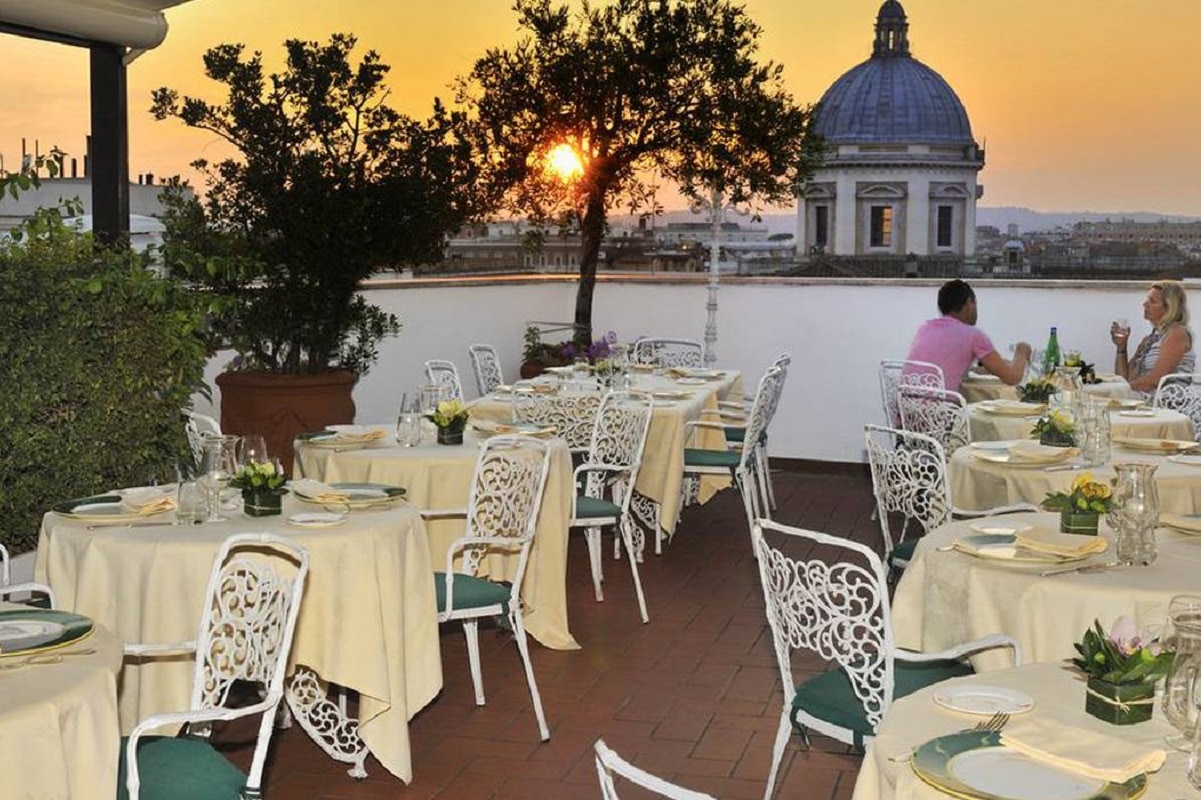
(949, 442), (1201, 514)
(36, 499), (440, 784)
(960, 373), (1137, 404)
(0, 601), (122, 800)
(892, 511), (1201, 672)
(968, 404), (1194, 443)
(852, 662), (1189, 800)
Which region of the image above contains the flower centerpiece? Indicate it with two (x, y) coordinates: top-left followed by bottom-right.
(1041, 471), (1113, 534)
(1031, 409), (1077, 447)
(1072, 617), (1173, 724)
(431, 399), (470, 445)
(229, 459), (288, 517)
(1017, 375), (1056, 403)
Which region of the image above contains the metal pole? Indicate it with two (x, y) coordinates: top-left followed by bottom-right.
(704, 189), (720, 366)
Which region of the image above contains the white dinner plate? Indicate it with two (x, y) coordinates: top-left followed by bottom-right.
(286, 512), (347, 528)
(0, 620), (64, 644)
(1118, 410), (1157, 418)
(675, 377), (707, 385)
(932, 685), (1034, 716)
(1168, 454), (1201, 467)
(968, 522), (1033, 536)
(970, 442), (1011, 452)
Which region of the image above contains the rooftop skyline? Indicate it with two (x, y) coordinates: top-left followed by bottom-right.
(5, 0), (1201, 215)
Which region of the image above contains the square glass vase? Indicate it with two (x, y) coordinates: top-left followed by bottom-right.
(242, 488), (283, 517)
(1060, 509), (1100, 536)
(1084, 677), (1155, 725)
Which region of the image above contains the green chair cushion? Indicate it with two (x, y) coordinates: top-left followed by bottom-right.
(574, 495), (621, 519)
(724, 427), (746, 443)
(889, 538), (918, 566)
(684, 448), (740, 469)
(434, 572), (511, 613)
(791, 658), (972, 745)
(117, 735), (246, 800)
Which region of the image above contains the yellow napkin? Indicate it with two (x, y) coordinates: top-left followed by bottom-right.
(1001, 717), (1164, 783)
(290, 479), (349, 503)
(1160, 513), (1201, 534)
(667, 367), (691, 378)
(1014, 529), (1109, 558)
(120, 488), (176, 515)
(1007, 441), (1077, 463)
(329, 427), (386, 444)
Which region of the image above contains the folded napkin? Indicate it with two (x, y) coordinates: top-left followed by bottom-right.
(327, 426), (387, 444)
(290, 479), (349, 503)
(667, 367), (690, 378)
(1000, 716), (1164, 783)
(1014, 528), (1109, 558)
(120, 488), (176, 515)
(1160, 513), (1201, 533)
(1008, 441), (1077, 462)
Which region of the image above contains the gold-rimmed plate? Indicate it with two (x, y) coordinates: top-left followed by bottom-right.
(1112, 437), (1200, 453)
(53, 494), (173, 524)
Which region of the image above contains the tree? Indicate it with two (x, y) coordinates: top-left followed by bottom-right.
(456, 0), (825, 343)
(152, 34), (478, 374)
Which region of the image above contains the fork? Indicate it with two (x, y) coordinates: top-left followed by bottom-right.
(888, 712), (1009, 762)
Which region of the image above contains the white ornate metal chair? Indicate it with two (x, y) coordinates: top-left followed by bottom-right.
(896, 384), (971, 456)
(424, 359), (464, 402)
(681, 366), (785, 549)
(864, 424), (950, 571)
(1154, 372), (1201, 440)
(631, 337), (704, 369)
(512, 391), (601, 453)
(752, 519), (1021, 800)
(120, 532), (310, 800)
(719, 353), (792, 518)
(435, 435), (553, 741)
(569, 392), (654, 623)
(183, 410), (222, 470)
(0, 542), (56, 607)
(468, 343), (505, 396)
(595, 738), (715, 800)
(879, 359), (945, 427)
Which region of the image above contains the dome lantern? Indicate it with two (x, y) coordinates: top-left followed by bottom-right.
(873, 0), (910, 57)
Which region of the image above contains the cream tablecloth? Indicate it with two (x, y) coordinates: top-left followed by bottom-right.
(467, 371), (743, 535)
(852, 662), (1188, 800)
(893, 511), (1201, 671)
(968, 405), (1194, 443)
(295, 431), (579, 651)
(950, 444), (1201, 514)
(35, 502), (439, 784)
(960, 374), (1136, 404)
(0, 602), (121, 800)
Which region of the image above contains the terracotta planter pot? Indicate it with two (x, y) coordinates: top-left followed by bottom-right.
(520, 361), (546, 379)
(216, 370), (357, 476)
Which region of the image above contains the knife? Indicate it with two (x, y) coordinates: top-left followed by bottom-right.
(1044, 463), (1087, 472)
(86, 520), (202, 531)
(1040, 560), (1123, 577)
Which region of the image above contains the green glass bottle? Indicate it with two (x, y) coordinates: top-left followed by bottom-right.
(1043, 327), (1061, 375)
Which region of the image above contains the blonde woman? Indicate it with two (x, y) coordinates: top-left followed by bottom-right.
(1112, 281), (1196, 394)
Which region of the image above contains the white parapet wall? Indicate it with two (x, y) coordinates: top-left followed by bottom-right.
(193, 275), (1154, 465)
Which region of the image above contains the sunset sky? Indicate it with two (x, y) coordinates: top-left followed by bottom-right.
(6, 0), (1201, 215)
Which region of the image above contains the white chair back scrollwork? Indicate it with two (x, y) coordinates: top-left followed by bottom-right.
(438, 435), (554, 740)
(424, 359), (464, 402)
(752, 519), (1019, 800)
(122, 533), (310, 800)
(863, 424), (951, 568)
(468, 343), (505, 396)
(513, 391), (602, 452)
(594, 739), (716, 800)
(896, 385), (971, 456)
(1154, 372), (1201, 441)
(571, 392), (654, 622)
(879, 359), (945, 427)
(631, 337), (704, 369)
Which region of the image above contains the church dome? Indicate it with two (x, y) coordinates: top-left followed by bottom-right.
(812, 1), (975, 146)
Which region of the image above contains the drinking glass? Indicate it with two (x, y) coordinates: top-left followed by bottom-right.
(175, 481), (205, 524)
(396, 412), (423, 447)
(1113, 318), (1132, 343)
(240, 434), (269, 466)
(419, 384), (448, 415)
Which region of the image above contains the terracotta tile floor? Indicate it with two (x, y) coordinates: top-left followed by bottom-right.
(219, 468), (878, 798)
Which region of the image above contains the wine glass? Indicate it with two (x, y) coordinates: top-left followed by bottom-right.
(240, 434), (269, 466)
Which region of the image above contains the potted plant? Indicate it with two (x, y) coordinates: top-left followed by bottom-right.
(1072, 617), (1172, 725)
(1041, 472), (1113, 535)
(229, 460), (288, 517)
(1031, 409), (1077, 448)
(153, 34), (474, 472)
(1017, 375), (1056, 403)
(431, 399), (470, 445)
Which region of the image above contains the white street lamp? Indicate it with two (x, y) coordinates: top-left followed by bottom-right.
(690, 189), (749, 366)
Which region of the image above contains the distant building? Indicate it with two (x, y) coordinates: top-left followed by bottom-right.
(0, 176), (172, 233)
(797, 1), (984, 265)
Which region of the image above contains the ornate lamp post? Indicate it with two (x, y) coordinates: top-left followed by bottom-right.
(690, 189), (749, 366)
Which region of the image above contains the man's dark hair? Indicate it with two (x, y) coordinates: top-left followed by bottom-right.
(938, 279), (975, 315)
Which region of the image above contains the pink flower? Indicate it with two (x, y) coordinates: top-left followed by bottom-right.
(1108, 615), (1148, 657)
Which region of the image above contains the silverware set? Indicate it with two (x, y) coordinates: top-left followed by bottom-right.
(888, 712), (1010, 763)
(0, 647), (97, 671)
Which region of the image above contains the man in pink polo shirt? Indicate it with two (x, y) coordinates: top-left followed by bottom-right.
(907, 280), (1031, 391)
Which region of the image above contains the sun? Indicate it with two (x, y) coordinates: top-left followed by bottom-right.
(545, 143), (585, 181)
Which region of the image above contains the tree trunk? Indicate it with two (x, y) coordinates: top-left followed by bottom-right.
(574, 189), (607, 346)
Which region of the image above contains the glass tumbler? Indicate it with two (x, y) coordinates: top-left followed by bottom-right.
(396, 412), (423, 447)
(175, 481), (205, 524)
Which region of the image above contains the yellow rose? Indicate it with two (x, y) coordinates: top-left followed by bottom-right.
(1082, 482), (1111, 500)
(1071, 472), (1095, 493)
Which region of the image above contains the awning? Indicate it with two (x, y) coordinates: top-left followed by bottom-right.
(0, 0), (191, 50)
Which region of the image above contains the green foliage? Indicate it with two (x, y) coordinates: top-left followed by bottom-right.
(0, 210), (211, 554)
(1040, 471), (1114, 514)
(456, 0), (824, 342)
(152, 34), (479, 374)
(1072, 619), (1173, 685)
(1017, 376), (1056, 403)
(229, 461), (286, 492)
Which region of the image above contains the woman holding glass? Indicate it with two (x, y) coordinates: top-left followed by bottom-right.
(1112, 280), (1197, 394)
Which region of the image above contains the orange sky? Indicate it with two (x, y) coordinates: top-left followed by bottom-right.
(6, 0), (1201, 215)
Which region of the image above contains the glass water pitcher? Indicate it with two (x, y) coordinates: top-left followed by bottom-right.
(1108, 462), (1160, 566)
